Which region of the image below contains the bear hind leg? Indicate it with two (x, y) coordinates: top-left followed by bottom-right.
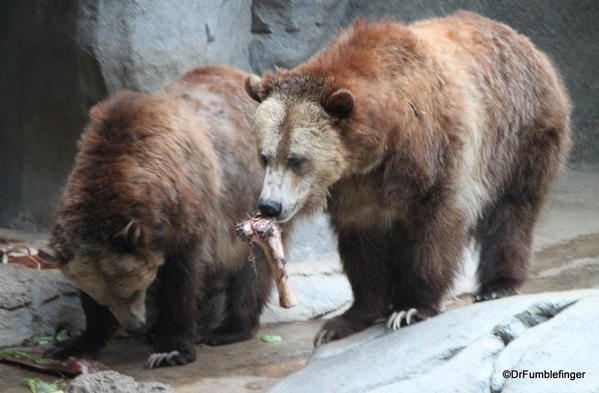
(475, 124), (566, 302)
(474, 196), (538, 302)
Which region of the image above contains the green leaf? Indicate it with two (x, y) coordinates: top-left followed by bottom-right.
(1, 350), (59, 365)
(260, 335), (282, 343)
(1, 350), (34, 360)
(33, 356), (60, 365)
(55, 329), (70, 342)
(25, 378), (68, 393)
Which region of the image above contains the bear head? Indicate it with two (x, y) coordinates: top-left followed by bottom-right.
(245, 71), (386, 222)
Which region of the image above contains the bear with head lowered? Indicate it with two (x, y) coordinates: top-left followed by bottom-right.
(42, 66), (272, 367)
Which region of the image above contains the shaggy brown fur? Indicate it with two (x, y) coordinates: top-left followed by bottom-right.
(45, 66), (272, 367)
(246, 12), (571, 345)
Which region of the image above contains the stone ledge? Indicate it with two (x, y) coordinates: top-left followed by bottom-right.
(269, 289), (599, 393)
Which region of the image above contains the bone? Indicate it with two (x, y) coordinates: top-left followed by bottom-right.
(235, 215), (297, 308)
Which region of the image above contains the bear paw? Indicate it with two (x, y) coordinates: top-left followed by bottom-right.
(144, 338), (196, 368)
(386, 307), (436, 331)
(144, 349), (196, 369)
(313, 316), (371, 347)
(474, 280), (519, 302)
(44, 336), (101, 360)
(473, 286), (518, 302)
(44, 343), (79, 360)
(199, 326), (254, 346)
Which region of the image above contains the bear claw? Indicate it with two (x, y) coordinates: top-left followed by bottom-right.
(473, 285), (518, 302)
(145, 350), (182, 369)
(386, 308), (419, 330)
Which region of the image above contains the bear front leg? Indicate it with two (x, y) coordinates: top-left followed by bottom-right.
(145, 245), (200, 368)
(45, 291), (118, 359)
(314, 228), (393, 347)
(386, 207), (466, 330)
(201, 248), (273, 346)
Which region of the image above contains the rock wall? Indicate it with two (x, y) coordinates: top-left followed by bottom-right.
(1, 0), (597, 231)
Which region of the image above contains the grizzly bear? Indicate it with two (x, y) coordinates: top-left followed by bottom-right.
(245, 11), (571, 346)
(41, 66), (272, 367)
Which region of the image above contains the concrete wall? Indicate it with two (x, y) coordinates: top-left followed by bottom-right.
(1, 0), (597, 231)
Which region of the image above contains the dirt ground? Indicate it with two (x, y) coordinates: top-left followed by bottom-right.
(1, 165), (598, 393)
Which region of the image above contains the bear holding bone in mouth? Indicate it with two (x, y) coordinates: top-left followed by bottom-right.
(245, 11), (571, 346)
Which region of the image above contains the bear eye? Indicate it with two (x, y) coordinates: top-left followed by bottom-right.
(260, 153), (269, 166)
(287, 156), (305, 171)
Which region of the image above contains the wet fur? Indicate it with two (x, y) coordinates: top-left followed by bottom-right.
(248, 12), (571, 342)
(47, 66), (273, 365)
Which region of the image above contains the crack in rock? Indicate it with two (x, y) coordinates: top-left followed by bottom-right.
(492, 300), (576, 346)
(489, 299), (578, 393)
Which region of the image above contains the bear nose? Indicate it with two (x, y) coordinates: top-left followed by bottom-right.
(259, 199), (282, 217)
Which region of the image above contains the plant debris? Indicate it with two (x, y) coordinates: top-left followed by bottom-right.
(25, 330), (71, 346)
(0, 350), (107, 377)
(0, 245), (56, 269)
(260, 335), (283, 343)
(25, 378), (69, 393)
(1, 350), (60, 365)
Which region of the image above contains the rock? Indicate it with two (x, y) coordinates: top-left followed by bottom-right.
(248, 0), (350, 73)
(268, 289), (599, 393)
(261, 260), (352, 324)
(0, 264), (84, 347)
(286, 214), (338, 264)
(68, 370), (175, 393)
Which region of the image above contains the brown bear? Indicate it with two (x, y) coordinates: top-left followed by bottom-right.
(41, 66), (272, 367)
(245, 11), (571, 346)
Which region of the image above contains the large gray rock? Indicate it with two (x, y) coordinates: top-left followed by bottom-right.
(269, 290), (599, 393)
(0, 264), (83, 347)
(68, 371), (174, 393)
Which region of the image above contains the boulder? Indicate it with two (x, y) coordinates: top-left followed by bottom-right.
(68, 370), (175, 393)
(0, 264), (83, 347)
(269, 289), (599, 393)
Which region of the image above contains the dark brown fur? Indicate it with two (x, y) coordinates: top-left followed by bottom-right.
(47, 66), (272, 367)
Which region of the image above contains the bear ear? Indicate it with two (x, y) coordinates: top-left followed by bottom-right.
(245, 75), (266, 103)
(118, 219), (147, 249)
(89, 102), (107, 122)
(323, 89), (354, 118)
